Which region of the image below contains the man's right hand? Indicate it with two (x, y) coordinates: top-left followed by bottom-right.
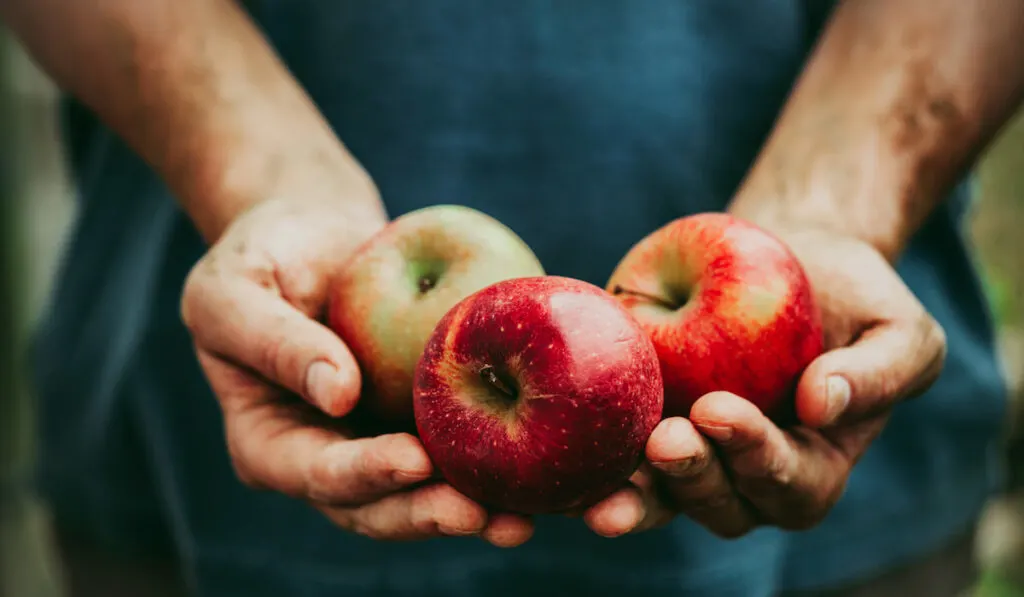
(180, 192), (534, 547)
(3, 0), (533, 547)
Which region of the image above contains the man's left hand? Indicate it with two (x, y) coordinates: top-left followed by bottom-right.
(583, 227), (947, 538)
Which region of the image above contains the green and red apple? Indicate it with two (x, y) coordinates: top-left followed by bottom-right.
(606, 212), (823, 422)
(413, 276), (664, 515)
(328, 205), (544, 423)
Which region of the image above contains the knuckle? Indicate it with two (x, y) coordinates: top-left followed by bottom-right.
(320, 503), (381, 539)
(409, 488), (441, 535)
(227, 446), (264, 490)
(375, 433), (426, 476)
(276, 264), (326, 316)
(307, 458), (332, 494)
(765, 455), (793, 489)
(232, 464), (263, 490)
(379, 432), (419, 452)
(224, 422), (271, 493)
(725, 429), (769, 459)
(354, 443), (392, 484)
(179, 263), (209, 333)
(324, 508), (365, 537)
(735, 459), (793, 500)
(913, 312), (947, 356)
(927, 318), (948, 360)
(877, 373), (902, 404)
(921, 312), (945, 341)
(413, 515), (440, 537)
(307, 453), (346, 505)
(350, 519), (387, 541)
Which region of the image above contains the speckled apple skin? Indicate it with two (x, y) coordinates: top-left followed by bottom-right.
(328, 205), (544, 424)
(607, 213), (824, 422)
(413, 276), (664, 515)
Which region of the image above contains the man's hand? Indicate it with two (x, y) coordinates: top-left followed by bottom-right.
(180, 194), (534, 546)
(582, 227), (947, 538)
(579, 0), (1024, 539)
(0, 0), (535, 546)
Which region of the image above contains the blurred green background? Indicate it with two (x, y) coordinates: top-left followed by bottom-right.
(970, 109), (1024, 597)
(1, 27), (1022, 597)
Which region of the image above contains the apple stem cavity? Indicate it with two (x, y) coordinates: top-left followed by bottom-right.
(418, 274), (438, 294)
(479, 365), (518, 402)
(610, 285), (681, 310)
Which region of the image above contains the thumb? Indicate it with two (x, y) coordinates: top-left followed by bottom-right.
(182, 275), (362, 417)
(795, 317), (947, 428)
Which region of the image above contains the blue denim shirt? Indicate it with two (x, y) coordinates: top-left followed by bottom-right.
(34, 2), (1007, 595)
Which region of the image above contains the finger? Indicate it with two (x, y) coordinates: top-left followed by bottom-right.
(320, 483), (489, 541)
(182, 269), (362, 417)
(480, 513), (536, 548)
(623, 467), (675, 533)
(230, 414), (434, 506)
(646, 417), (758, 538)
(796, 317), (947, 428)
(206, 351), (434, 503)
(690, 392), (848, 530)
(583, 485), (646, 538)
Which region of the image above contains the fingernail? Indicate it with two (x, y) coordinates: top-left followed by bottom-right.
(306, 361), (342, 415)
(647, 418), (702, 472)
(439, 525), (479, 537)
(392, 469), (432, 484)
(650, 457), (699, 477)
(695, 423), (733, 443)
(823, 375), (851, 426)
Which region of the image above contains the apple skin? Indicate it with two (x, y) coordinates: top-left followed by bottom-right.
(412, 276), (664, 515)
(606, 213), (824, 422)
(328, 205), (545, 423)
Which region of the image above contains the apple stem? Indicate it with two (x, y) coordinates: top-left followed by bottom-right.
(610, 285), (678, 310)
(418, 275), (437, 294)
(479, 365), (518, 401)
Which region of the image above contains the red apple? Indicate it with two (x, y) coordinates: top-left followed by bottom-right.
(413, 276), (664, 515)
(606, 213), (823, 422)
(328, 205), (544, 423)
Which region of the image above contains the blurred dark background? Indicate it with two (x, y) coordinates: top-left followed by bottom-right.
(1, 24), (1021, 597)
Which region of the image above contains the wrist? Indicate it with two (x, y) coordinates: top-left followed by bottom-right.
(726, 184), (913, 263)
(727, 117), (950, 263)
(182, 136), (386, 244)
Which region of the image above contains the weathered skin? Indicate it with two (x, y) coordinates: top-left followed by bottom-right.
(606, 213), (823, 422)
(328, 205), (544, 423)
(413, 276), (664, 515)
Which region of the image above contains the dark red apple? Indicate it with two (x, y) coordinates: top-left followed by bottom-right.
(413, 276), (664, 515)
(606, 213), (823, 422)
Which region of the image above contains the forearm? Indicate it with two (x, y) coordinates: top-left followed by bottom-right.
(730, 0), (1024, 261)
(1, 0), (382, 242)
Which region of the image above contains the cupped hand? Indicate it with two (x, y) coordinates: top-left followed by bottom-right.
(583, 228), (947, 538)
(180, 193), (533, 547)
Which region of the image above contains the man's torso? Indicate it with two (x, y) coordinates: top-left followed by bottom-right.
(34, 2), (1006, 595)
